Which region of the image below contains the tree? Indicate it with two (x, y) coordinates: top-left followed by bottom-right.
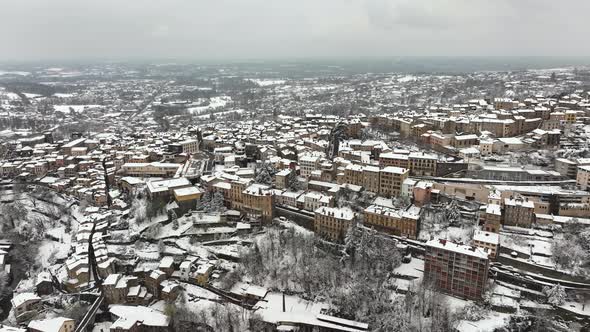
(207, 191), (226, 213)
(196, 190), (212, 211)
(255, 162), (277, 185)
(62, 302), (91, 325)
(0, 271), (9, 299)
(286, 170), (302, 191)
(170, 210), (179, 230)
(445, 199), (462, 226)
(326, 122), (348, 159)
(543, 284), (567, 306)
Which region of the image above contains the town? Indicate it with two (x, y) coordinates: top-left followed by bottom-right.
(0, 62), (590, 332)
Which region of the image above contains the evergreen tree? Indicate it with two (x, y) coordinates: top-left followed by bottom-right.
(197, 190), (212, 211)
(170, 210), (179, 230)
(207, 191), (226, 213)
(255, 162), (277, 185)
(543, 284), (567, 306)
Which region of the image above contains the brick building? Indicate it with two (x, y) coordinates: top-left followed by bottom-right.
(424, 239), (489, 300)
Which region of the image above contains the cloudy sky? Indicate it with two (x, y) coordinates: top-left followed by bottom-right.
(1, 0), (588, 61)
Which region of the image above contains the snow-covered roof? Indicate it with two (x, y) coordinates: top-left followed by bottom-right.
(426, 239), (488, 259)
(315, 206), (355, 220)
(473, 230), (500, 245)
(381, 166), (408, 174)
(28, 317), (73, 332)
(486, 204), (502, 216)
(109, 305), (170, 328)
(504, 197), (534, 209)
(11, 292), (40, 308)
(173, 186), (202, 196)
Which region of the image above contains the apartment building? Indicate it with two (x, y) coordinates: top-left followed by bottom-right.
(379, 166), (409, 198)
(482, 204), (502, 233)
(503, 197), (535, 227)
(241, 183), (275, 223)
(577, 165), (590, 190)
(424, 239), (489, 300)
(299, 155), (321, 178)
(362, 166), (381, 193)
(471, 230), (500, 259)
(363, 204), (420, 239)
(556, 158), (579, 179)
(378, 152), (409, 169)
(314, 206), (355, 242)
(169, 139), (199, 155)
(344, 164), (364, 187)
(122, 162), (181, 177)
(408, 152), (437, 176)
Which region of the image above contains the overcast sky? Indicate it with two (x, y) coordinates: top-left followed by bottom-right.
(1, 0), (588, 61)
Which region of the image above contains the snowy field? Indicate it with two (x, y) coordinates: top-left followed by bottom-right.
(187, 96), (231, 114)
(53, 105), (104, 114)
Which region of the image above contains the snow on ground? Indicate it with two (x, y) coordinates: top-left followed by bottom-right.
(247, 79), (286, 86)
(206, 244), (242, 259)
(182, 283), (221, 301)
(254, 292), (327, 324)
(53, 93), (75, 98)
(560, 301), (590, 316)
(154, 221), (193, 240)
(194, 108), (244, 120)
(279, 219), (314, 236)
(23, 93), (43, 99)
(53, 105), (104, 114)
(456, 312), (511, 332)
(419, 225), (474, 243)
(187, 96), (231, 114)
(1, 92), (21, 101)
(107, 244), (135, 257)
(92, 322), (112, 332)
(37, 239), (71, 268)
(501, 232), (553, 256)
(442, 294), (470, 312)
(162, 245), (186, 256)
(397, 75), (418, 82)
(531, 255), (554, 267)
(0, 70), (31, 76)
(175, 238), (211, 258)
(393, 257), (424, 279)
(134, 243), (160, 261)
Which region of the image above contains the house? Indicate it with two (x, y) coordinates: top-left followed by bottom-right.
(158, 257), (175, 277)
(503, 197), (535, 227)
(195, 263), (215, 286)
(35, 272), (53, 296)
(28, 317), (75, 332)
(472, 230), (500, 259)
(145, 270), (167, 298)
(482, 204), (502, 233)
(11, 293), (41, 322)
(109, 305), (170, 332)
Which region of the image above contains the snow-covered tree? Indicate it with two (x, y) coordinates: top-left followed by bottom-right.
(543, 284), (567, 306)
(444, 199), (461, 225)
(196, 190), (212, 211)
(206, 191), (226, 213)
(0, 271), (9, 299)
(286, 170), (302, 191)
(170, 210), (179, 230)
(255, 162), (277, 185)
